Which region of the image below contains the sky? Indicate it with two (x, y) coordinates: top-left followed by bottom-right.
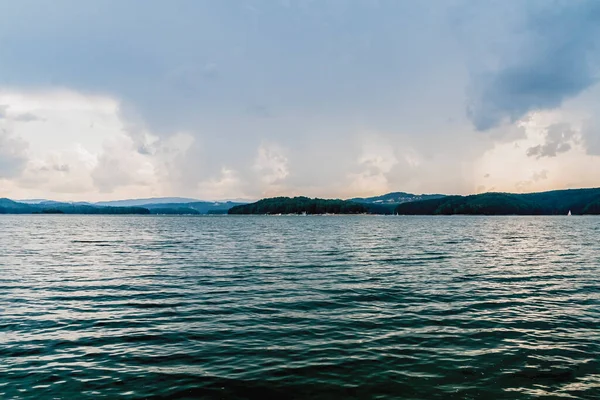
(1, 0), (600, 201)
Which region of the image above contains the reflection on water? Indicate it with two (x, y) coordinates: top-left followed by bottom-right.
(1, 215), (599, 399)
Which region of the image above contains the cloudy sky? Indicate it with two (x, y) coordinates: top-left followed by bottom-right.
(1, 0), (600, 201)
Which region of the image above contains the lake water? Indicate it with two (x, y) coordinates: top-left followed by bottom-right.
(1, 215), (599, 399)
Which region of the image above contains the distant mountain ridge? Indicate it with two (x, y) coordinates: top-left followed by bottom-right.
(95, 197), (202, 207)
(142, 201), (245, 214)
(0, 197), (246, 215)
(16, 199), (53, 204)
(350, 192), (446, 204)
(0, 198), (149, 215)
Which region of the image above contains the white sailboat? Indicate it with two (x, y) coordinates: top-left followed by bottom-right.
(568, 210), (572, 216)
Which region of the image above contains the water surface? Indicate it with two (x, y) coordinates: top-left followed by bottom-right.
(1, 215), (599, 399)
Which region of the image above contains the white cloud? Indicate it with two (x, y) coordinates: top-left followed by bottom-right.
(91, 134), (156, 193)
(347, 135), (399, 196)
(473, 110), (600, 193)
(196, 167), (244, 200)
(254, 143), (289, 186)
(0, 128), (28, 179)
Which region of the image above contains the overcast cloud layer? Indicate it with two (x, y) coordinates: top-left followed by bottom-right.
(1, 0), (600, 201)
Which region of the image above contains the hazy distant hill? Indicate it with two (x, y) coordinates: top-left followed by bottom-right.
(143, 201), (244, 214)
(395, 188), (600, 215)
(0, 197), (245, 215)
(0, 198), (149, 214)
(95, 197), (201, 207)
(16, 199), (52, 204)
(94, 198), (246, 214)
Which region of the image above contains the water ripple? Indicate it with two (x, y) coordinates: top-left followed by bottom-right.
(1, 215), (599, 399)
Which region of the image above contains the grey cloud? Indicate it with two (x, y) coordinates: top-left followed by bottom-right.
(532, 170), (548, 182)
(526, 144), (570, 159)
(53, 164), (70, 172)
(526, 123), (575, 159)
(465, 1), (600, 130)
(0, 105), (8, 119)
(13, 112), (45, 122)
(137, 145), (152, 156)
(37, 164), (68, 172)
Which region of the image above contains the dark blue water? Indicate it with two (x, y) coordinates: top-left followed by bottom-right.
(1, 215), (599, 399)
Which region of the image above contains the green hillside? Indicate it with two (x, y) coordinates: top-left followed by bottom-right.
(395, 189), (600, 215)
(228, 197), (368, 215)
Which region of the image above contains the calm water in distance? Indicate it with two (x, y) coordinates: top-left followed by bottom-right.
(1, 215), (599, 399)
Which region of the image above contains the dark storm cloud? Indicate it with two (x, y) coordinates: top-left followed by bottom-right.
(466, 1), (600, 130)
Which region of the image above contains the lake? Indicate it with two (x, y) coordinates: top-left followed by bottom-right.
(1, 215), (599, 399)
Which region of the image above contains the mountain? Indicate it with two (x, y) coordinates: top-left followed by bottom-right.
(395, 188), (600, 215)
(0, 197), (245, 215)
(348, 192), (447, 214)
(350, 192), (446, 204)
(228, 197), (369, 215)
(95, 197), (201, 207)
(16, 199), (52, 204)
(143, 201), (245, 214)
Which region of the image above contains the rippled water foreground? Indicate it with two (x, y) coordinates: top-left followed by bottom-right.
(1, 215), (599, 399)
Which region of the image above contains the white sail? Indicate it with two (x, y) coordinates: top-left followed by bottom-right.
(568, 210), (572, 216)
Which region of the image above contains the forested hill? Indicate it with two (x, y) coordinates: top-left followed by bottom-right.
(228, 197), (369, 214)
(395, 189), (600, 215)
